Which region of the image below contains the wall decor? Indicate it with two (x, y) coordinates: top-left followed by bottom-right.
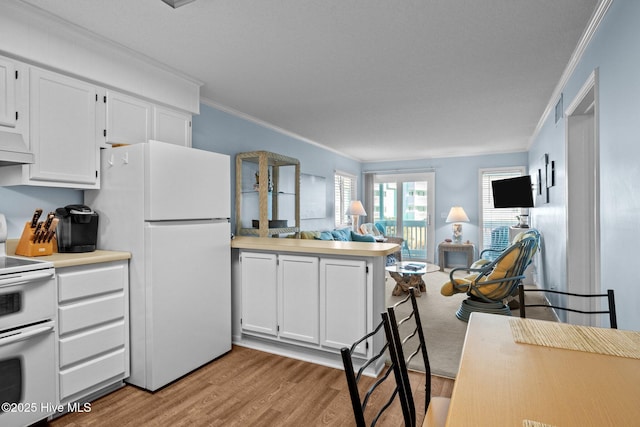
(538, 153), (555, 204)
(300, 173), (326, 219)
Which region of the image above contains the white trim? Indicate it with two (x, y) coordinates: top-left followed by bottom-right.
(528, 0), (613, 148)
(200, 97), (360, 161)
(564, 69), (601, 326)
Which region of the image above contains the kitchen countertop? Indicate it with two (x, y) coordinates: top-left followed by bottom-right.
(231, 235), (400, 257)
(6, 239), (131, 268)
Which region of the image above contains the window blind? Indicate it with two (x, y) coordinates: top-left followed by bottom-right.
(480, 168), (525, 250)
(334, 171), (356, 227)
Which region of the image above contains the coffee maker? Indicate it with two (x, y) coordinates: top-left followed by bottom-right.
(55, 204), (99, 253)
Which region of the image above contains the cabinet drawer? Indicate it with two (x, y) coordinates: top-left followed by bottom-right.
(59, 293), (125, 335)
(59, 320), (125, 368)
(58, 263), (126, 303)
(59, 348), (126, 401)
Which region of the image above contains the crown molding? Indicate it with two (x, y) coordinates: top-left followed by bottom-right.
(199, 97), (360, 161)
(528, 0), (613, 148)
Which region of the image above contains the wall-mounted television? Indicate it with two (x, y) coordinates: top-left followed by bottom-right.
(491, 175), (534, 208)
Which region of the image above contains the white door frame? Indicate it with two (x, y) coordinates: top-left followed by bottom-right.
(564, 69), (601, 326)
(372, 172), (436, 263)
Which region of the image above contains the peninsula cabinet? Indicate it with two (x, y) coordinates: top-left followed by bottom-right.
(240, 253), (320, 345)
(238, 251), (369, 359)
(231, 237), (398, 375)
(240, 252), (278, 336)
(319, 258), (367, 355)
(56, 260), (129, 405)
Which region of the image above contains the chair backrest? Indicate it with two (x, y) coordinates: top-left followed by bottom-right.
(518, 284), (618, 328)
(482, 226), (510, 261)
(466, 231), (540, 302)
(360, 222), (383, 237)
(374, 222), (386, 236)
(340, 319), (401, 427)
(384, 287), (431, 427)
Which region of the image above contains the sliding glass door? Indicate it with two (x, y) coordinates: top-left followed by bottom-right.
(371, 172), (435, 262)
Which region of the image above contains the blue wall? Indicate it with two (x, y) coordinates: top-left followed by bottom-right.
(362, 153), (528, 246)
(192, 103), (529, 245)
(529, 0), (640, 330)
(192, 103), (361, 233)
(1, 104), (527, 253)
(0, 186), (82, 237)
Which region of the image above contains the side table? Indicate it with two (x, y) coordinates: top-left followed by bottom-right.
(385, 262), (439, 297)
(438, 242), (475, 272)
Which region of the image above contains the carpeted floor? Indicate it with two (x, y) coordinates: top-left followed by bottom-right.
(385, 269), (557, 379)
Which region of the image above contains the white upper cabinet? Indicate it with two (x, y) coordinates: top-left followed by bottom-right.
(103, 91), (192, 147)
(0, 55), (28, 137)
(153, 105), (191, 147)
(105, 90), (152, 145)
(28, 67), (99, 187)
(0, 56), (16, 128)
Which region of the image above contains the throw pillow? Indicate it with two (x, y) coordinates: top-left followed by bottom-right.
(331, 229), (350, 241)
(350, 231), (375, 242)
(315, 231), (335, 241)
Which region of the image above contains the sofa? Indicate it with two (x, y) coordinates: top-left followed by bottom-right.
(298, 228), (377, 242)
(298, 228), (401, 265)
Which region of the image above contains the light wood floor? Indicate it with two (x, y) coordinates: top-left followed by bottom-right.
(49, 346), (454, 426)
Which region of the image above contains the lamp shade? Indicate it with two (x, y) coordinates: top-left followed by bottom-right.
(346, 200), (367, 216)
(446, 206), (469, 223)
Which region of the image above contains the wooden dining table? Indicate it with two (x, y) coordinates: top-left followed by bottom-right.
(446, 312), (640, 427)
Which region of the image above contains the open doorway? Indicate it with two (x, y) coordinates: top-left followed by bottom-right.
(565, 69), (601, 326)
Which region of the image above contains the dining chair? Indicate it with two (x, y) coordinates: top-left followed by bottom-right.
(517, 284), (618, 328)
(385, 287), (450, 427)
(340, 318), (402, 427)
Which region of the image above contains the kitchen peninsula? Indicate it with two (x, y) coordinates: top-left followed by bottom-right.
(231, 236), (399, 374)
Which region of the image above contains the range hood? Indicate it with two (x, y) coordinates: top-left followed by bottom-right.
(0, 131), (33, 166)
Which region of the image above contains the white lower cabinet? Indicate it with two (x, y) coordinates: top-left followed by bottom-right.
(319, 258), (367, 355)
(278, 255), (319, 344)
(240, 252), (278, 336)
(56, 260), (129, 404)
(240, 251), (368, 356)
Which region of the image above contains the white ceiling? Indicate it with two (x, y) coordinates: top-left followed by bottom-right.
(21, 0), (599, 162)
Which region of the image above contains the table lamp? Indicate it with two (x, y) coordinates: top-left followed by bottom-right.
(346, 200), (367, 232)
(446, 206), (469, 244)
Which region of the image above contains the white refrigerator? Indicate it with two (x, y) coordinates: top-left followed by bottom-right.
(85, 140), (231, 391)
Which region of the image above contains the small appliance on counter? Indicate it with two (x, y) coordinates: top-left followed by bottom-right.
(55, 204), (99, 253)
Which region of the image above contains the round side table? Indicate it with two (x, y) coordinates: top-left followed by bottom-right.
(385, 261), (439, 297)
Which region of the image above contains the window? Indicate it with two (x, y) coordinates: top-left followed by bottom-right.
(334, 171), (356, 227)
(479, 167), (526, 251)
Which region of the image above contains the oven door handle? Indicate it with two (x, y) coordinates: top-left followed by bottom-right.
(0, 271), (55, 288)
(0, 324), (54, 347)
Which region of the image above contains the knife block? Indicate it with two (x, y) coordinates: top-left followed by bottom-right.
(15, 222), (57, 257)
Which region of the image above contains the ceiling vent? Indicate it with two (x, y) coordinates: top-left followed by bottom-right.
(161, 0), (196, 8)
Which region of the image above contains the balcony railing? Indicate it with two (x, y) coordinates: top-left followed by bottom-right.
(376, 219), (427, 260)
